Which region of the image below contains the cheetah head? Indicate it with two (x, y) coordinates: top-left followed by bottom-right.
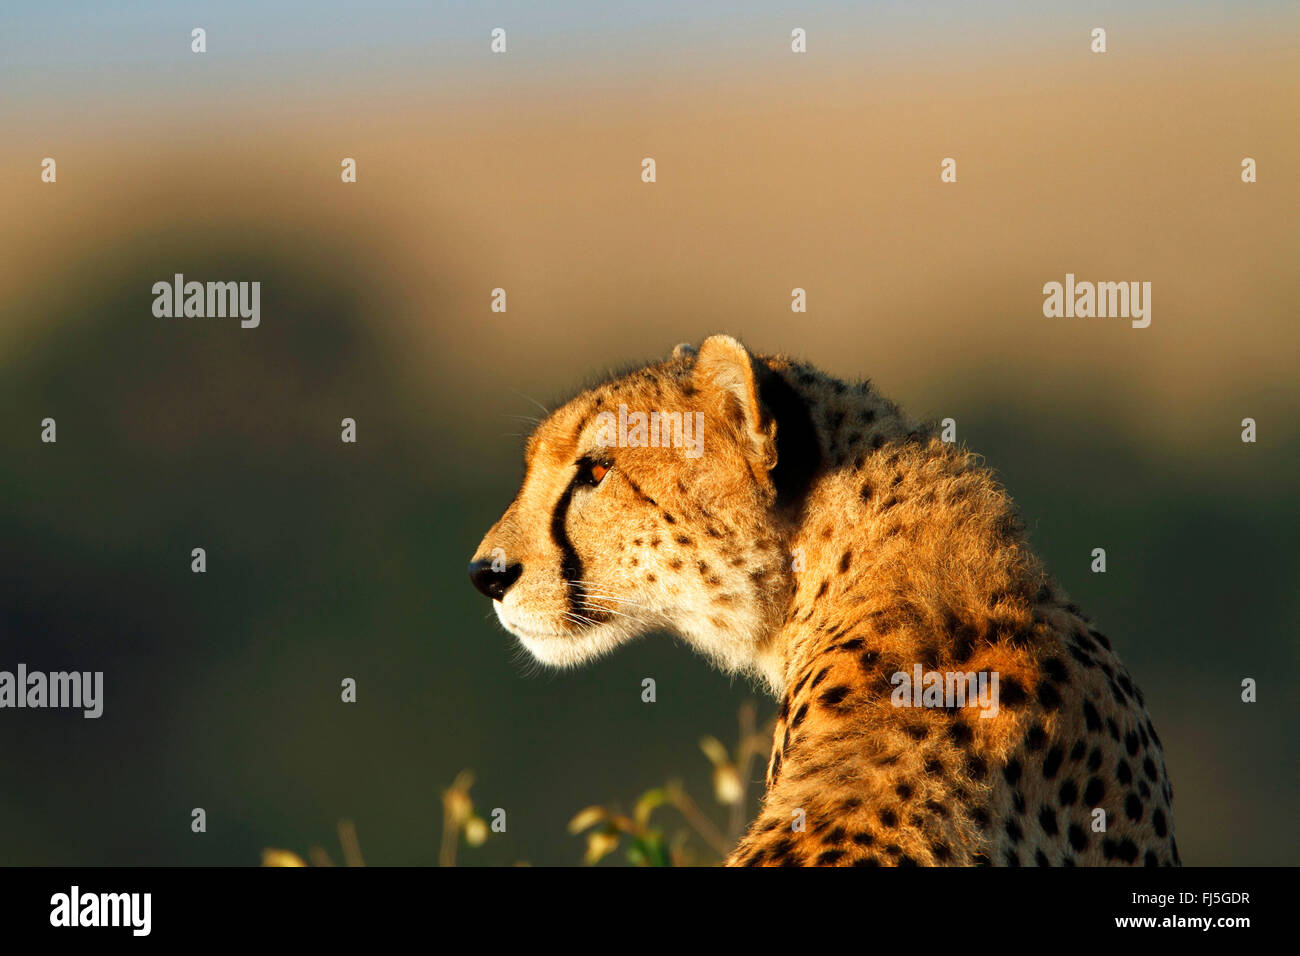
(469, 334), (819, 682)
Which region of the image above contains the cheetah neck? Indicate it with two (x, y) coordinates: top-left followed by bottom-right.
(761, 372), (1046, 697)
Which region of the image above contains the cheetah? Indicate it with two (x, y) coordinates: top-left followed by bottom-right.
(469, 334), (1178, 866)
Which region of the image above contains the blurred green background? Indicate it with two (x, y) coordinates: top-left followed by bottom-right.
(1, 1), (1297, 865)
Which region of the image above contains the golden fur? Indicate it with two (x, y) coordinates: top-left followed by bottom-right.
(471, 335), (1178, 866)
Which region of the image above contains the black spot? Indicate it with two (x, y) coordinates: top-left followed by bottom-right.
(1003, 759), (1022, 786)
(1125, 731), (1140, 756)
(999, 677), (1028, 707)
(810, 666), (832, 690)
(898, 855), (920, 867)
(816, 849), (846, 865)
(1082, 700), (1102, 732)
(1036, 682), (1062, 711)
(1084, 777), (1105, 805)
(1117, 760), (1133, 784)
(1068, 824), (1088, 851)
(1004, 849), (1022, 867)
(924, 800), (949, 818)
(819, 685), (851, 707)
(972, 852), (991, 867)
(1024, 723), (1047, 752)
(1058, 779), (1079, 806)
(1101, 838), (1118, 861)
(839, 551), (852, 573)
(1125, 794), (1143, 822)
(852, 832), (876, 847)
(947, 722), (974, 746)
(768, 836), (795, 860)
(1144, 850), (1158, 867)
(1152, 808), (1167, 837)
(826, 826), (847, 844)
(1038, 806), (1058, 835)
(904, 724), (929, 741)
(1035, 850), (1050, 867)
(932, 843), (952, 862)
(1042, 656), (1070, 683)
(1108, 679), (1127, 705)
(1069, 741), (1086, 762)
(1090, 630), (1113, 650)
(878, 808), (898, 828)
(894, 782), (914, 800)
(791, 703), (809, 729)
(1143, 757), (1159, 782)
(966, 754), (988, 780)
(1087, 748), (1103, 772)
(1042, 746), (1064, 780)
(924, 758), (943, 775)
(1116, 839), (1139, 864)
(1106, 719), (1121, 742)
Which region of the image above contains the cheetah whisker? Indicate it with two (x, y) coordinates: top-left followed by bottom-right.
(574, 602), (637, 621)
(574, 592), (641, 606)
(509, 389), (551, 419)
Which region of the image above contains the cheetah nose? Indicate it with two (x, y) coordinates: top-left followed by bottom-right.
(468, 560), (523, 601)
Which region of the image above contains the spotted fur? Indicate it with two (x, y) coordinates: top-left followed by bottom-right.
(470, 335), (1178, 866)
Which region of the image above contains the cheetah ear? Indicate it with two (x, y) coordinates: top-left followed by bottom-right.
(694, 334), (777, 471)
(671, 342), (697, 361)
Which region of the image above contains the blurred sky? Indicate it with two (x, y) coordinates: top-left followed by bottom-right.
(5, 1), (1297, 109)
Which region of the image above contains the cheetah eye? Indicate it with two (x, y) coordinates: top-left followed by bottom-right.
(575, 457), (612, 487)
